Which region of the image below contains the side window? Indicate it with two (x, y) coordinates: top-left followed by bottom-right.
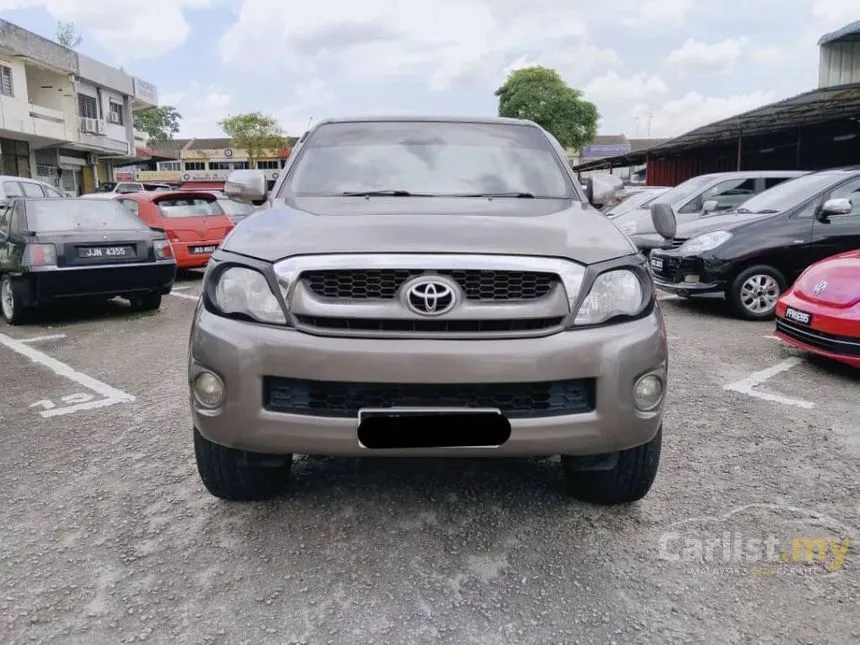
(701, 178), (757, 210)
(0, 202), (12, 239)
(826, 178), (860, 217)
(119, 199), (140, 216)
(44, 185), (64, 198)
(792, 196), (822, 219)
(2, 181), (24, 198)
(764, 177), (790, 190)
(21, 182), (45, 197)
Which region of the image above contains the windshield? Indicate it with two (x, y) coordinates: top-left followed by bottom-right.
(155, 196), (226, 217)
(218, 199), (254, 216)
(27, 199), (146, 232)
(645, 174), (715, 208)
(606, 189), (667, 217)
(95, 182), (117, 192)
(285, 121), (575, 198)
(730, 173), (841, 213)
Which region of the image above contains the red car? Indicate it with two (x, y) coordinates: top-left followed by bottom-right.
(113, 191), (235, 269)
(774, 249), (860, 368)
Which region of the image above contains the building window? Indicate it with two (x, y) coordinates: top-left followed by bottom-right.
(0, 65), (13, 97)
(256, 160), (279, 169)
(108, 101), (124, 125)
(78, 94), (99, 119)
(184, 162), (205, 171)
(157, 161), (180, 171)
(233, 161), (248, 170)
(209, 161), (231, 170)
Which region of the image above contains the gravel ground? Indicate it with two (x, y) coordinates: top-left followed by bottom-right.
(1, 274), (858, 645)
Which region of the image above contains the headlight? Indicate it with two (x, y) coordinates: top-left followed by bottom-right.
(572, 269), (647, 326)
(213, 266), (286, 324)
(678, 230), (732, 255)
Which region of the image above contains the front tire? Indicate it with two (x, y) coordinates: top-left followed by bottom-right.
(194, 428), (292, 501)
(562, 427), (662, 505)
(128, 293), (162, 311)
(728, 265), (787, 320)
(1, 275), (30, 325)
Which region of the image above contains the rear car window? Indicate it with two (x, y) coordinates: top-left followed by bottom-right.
(2, 180), (24, 197)
(21, 182), (45, 197)
(155, 197), (226, 218)
(26, 199), (147, 232)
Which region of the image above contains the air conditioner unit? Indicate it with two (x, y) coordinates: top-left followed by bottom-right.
(79, 117), (97, 133)
(96, 119), (106, 135)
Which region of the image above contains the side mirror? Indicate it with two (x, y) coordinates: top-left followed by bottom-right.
(702, 199), (719, 213)
(586, 176), (620, 208)
(224, 170), (267, 204)
(820, 197), (852, 218)
(650, 202), (677, 240)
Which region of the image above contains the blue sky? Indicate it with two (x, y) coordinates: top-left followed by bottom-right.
(1, 0), (857, 141)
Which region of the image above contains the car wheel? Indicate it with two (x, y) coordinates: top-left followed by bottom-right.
(728, 265), (787, 321)
(193, 428), (293, 501)
(561, 427), (662, 505)
(1, 275), (30, 325)
(128, 293), (162, 311)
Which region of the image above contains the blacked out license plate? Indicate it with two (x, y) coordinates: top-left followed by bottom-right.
(784, 306), (813, 325)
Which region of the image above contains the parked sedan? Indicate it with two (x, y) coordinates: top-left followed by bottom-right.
(646, 168), (860, 320)
(111, 191), (235, 270)
(0, 197), (177, 324)
(774, 249), (860, 368)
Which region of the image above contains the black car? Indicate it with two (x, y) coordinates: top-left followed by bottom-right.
(647, 168), (860, 320)
(0, 197), (178, 324)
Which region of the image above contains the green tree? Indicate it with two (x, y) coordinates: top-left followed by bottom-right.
(495, 66), (599, 151)
(133, 106), (182, 146)
(218, 112), (287, 167)
(56, 21), (83, 49)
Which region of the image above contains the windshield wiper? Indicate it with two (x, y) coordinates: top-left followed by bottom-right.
(341, 190), (414, 196)
(752, 209), (780, 214)
(456, 192), (536, 198)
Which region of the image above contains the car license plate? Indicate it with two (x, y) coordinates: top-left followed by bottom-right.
(190, 245), (217, 254)
(650, 257), (664, 271)
(784, 306), (813, 325)
(80, 246), (130, 258)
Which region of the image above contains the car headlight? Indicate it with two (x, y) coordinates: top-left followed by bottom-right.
(571, 269), (648, 326)
(213, 266), (286, 324)
(678, 230), (732, 255)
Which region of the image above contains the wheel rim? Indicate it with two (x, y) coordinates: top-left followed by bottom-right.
(740, 274), (780, 314)
(1, 279), (14, 320)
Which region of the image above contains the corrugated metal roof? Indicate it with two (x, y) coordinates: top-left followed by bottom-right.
(818, 20), (860, 46)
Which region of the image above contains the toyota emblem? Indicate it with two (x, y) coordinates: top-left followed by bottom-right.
(812, 280), (828, 295)
(404, 277), (457, 316)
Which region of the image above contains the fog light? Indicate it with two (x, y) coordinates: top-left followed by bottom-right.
(633, 374), (663, 411)
(684, 274), (700, 283)
(193, 371), (225, 408)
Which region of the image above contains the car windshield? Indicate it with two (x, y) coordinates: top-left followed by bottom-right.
(217, 199), (254, 216)
(95, 182), (117, 193)
(155, 196), (226, 217)
(645, 174), (715, 207)
(285, 121), (576, 199)
(606, 190), (667, 217)
(27, 199), (145, 231)
(732, 173), (843, 213)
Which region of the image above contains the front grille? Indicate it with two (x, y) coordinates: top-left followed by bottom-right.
(651, 255), (683, 282)
(302, 269), (558, 301)
(776, 319), (860, 356)
(295, 315), (564, 333)
(263, 377), (596, 419)
(669, 238), (687, 249)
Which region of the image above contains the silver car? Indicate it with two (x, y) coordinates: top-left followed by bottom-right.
(188, 116), (668, 505)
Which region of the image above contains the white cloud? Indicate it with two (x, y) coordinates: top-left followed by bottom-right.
(629, 90), (778, 138)
(810, 0), (860, 31)
(666, 38), (748, 75)
(158, 82), (232, 138)
(0, 0), (213, 62)
(623, 0), (694, 28)
(751, 46), (783, 63)
(584, 72), (669, 102)
(501, 41), (623, 90)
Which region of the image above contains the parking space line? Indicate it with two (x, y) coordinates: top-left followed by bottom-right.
(172, 285), (191, 290)
(19, 334), (67, 344)
(0, 331), (135, 417)
(723, 357), (815, 409)
(170, 292), (199, 300)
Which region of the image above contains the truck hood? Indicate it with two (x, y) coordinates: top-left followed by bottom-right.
(794, 250), (860, 309)
(674, 211), (775, 239)
(222, 196), (637, 265)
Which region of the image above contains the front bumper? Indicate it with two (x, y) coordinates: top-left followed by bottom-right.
(774, 296), (860, 368)
(189, 307), (668, 458)
(25, 261), (176, 302)
(649, 252), (730, 296)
